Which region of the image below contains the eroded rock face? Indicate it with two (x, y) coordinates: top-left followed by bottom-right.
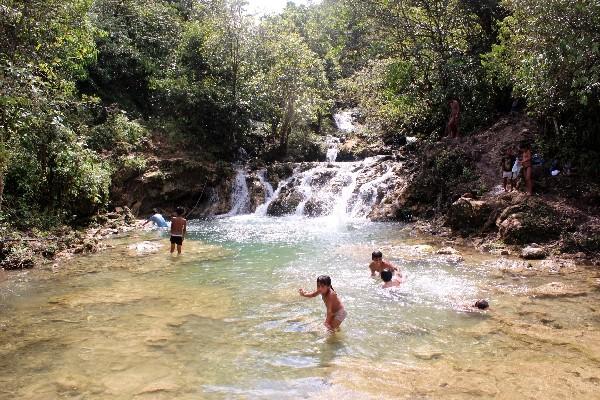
(304, 198), (333, 217)
(447, 197), (494, 234)
(267, 186), (303, 216)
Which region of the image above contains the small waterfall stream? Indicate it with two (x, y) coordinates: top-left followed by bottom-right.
(226, 168), (251, 216)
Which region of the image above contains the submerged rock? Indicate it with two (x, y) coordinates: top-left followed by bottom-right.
(128, 241), (163, 255)
(529, 282), (587, 298)
(437, 247), (460, 256)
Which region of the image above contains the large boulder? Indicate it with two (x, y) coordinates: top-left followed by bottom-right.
(446, 197), (494, 234)
(520, 245), (548, 260)
(267, 187), (303, 216)
(496, 199), (569, 245)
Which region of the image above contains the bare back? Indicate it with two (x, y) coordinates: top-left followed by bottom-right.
(322, 289), (343, 314)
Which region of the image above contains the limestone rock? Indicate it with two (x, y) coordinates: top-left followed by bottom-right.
(304, 198), (332, 217)
(521, 245), (548, 260)
(447, 197), (493, 234)
(267, 186), (303, 216)
(497, 199), (568, 245)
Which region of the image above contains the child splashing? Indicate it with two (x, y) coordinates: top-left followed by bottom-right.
(299, 275), (347, 333)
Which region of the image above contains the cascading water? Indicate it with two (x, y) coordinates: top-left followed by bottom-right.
(254, 170), (275, 216)
(333, 110), (356, 133)
(226, 168), (251, 216)
(325, 136), (340, 163)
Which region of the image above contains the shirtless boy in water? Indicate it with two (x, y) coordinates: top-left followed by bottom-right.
(381, 269), (402, 289)
(170, 207), (187, 254)
(299, 275), (346, 332)
(369, 250), (400, 277)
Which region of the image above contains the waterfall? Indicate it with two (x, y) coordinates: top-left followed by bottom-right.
(325, 135), (340, 163)
(227, 168), (251, 216)
(333, 111), (356, 133)
(252, 156), (396, 220)
(254, 170), (275, 216)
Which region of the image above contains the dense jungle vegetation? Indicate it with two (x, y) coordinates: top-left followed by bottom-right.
(1, 0), (599, 228)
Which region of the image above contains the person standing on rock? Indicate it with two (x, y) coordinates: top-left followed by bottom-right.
(501, 148), (516, 192)
(170, 207), (187, 255)
(142, 208), (168, 229)
(519, 142), (533, 196)
(446, 99), (461, 138)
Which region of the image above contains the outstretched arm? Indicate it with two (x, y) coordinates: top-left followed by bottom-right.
(299, 288), (319, 298)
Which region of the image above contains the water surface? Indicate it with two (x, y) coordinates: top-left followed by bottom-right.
(1, 216), (599, 399)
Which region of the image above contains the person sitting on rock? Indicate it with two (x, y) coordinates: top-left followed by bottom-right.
(142, 208), (168, 229)
(369, 250), (400, 277)
(381, 269), (402, 289)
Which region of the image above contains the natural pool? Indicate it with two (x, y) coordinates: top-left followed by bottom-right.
(1, 215), (599, 399)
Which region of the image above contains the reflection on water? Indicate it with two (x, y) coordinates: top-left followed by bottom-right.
(1, 215), (600, 399)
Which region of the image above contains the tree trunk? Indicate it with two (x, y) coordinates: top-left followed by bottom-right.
(0, 173), (4, 212)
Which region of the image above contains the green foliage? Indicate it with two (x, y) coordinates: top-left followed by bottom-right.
(487, 0), (600, 176)
(87, 111), (148, 153)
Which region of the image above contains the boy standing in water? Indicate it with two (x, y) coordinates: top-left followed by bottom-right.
(299, 275), (346, 332)
(170, 206), (187, 254)
(369, 250), (399, 277)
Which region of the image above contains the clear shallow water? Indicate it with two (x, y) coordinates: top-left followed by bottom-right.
(1, 216), (600, 399)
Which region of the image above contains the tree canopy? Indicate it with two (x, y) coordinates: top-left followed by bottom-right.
(1, 0), (598, 227)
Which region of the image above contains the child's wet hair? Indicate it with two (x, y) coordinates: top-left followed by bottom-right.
(317, 275), (333, 290)
(372, 250), (383, 259)
(475, 299), (489, 310)
(381, 269), (393, 282)
(176, 206), (185, 216)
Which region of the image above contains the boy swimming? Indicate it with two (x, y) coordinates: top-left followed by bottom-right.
(369, 250), (400, 277)
(381, 269), (402, 288)
(170, 206), (187, 255)
(299, 275), (346, 332)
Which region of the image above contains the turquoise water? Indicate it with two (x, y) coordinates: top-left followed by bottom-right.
(1, 216), (599, 399)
